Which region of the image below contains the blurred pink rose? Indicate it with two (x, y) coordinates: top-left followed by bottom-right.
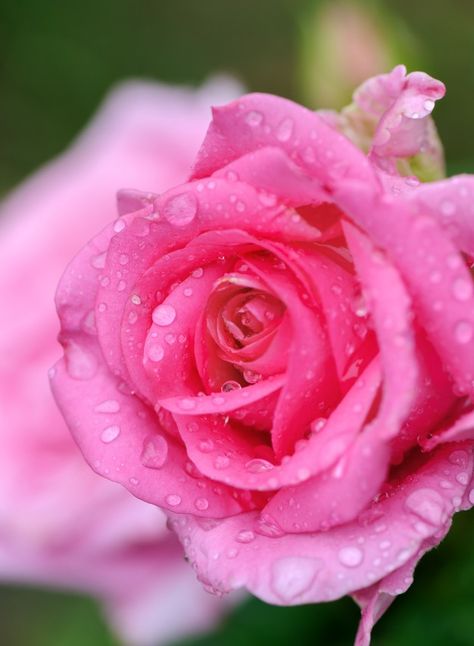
(0, 77), (241, 645)
(52, 65), (474, 645)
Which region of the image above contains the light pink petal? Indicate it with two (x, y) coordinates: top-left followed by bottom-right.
(407, 174), (474, 256)
(171, 443), (473, 605)
(52, 225), (244, 517)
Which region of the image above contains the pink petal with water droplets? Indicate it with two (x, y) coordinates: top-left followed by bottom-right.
(337, 183), (474, 398)
(170, 444), (473, 606)
(408, 174), (474, 256)
(192, 93), (378, 190)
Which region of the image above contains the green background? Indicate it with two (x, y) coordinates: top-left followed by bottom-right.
(2, 0), (474, 644)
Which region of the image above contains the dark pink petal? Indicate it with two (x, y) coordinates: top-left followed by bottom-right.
(172, 359), (380, 492)
(192, 93), (378, 190)
(337, 183), (474, 398)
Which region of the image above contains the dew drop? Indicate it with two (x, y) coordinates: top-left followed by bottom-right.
(245, 458), (274, 473)
(338, 546), (364, 568)
(152, 304), (176, 326)
(195, 497), (209, 511)
(405, 488), (444, 525)
(166, 494), (182, 507)
(214, 455), (230, 469)
(276, 117), (294, 142)
(245, 110), (263, 127)
(271, 557), (321, 601)
(163, 192), (198, 226)
(221, 380), (242, 392)
(192, 267), (204, 278)
(101, 425), (121, 443)
(141, 434), (168, 469)
(454, 320), (473, 344)
(148, 344), (164, 362)
(198, 439), (215, 453)
(178, 397), (196, 411)
(452, 277), (473, 302)
(236, 530), (255, 543)
(94, 399), (121, 413)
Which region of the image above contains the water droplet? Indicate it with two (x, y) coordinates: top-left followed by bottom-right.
(276, 117), (294, 142)
(214, 455), (230, 469)
(452, 277), (473, 301)
(141, 434), (168, 469)
(198, 439), (215, 453)
(424, 99), (435, 112)
(183, 287), (193, 297)
(91, 252), (107, 269)
(94, 399), (121, 413)
(454, 320), (473, 344)
(243, 369), (262, 384)
(152, 304), (176, 326)
(405, 488), (444, 525)
(131, 294), (141, 305)
(64, 341), (98, 380)
(166, 494), (182, 507)
(221, 380), (242, 392)
(311, 418), (327, 433)
(101, 425), (121, 443)
(179, 397), (197, 411)
(195, 497), (209, 511)
(129, 477), (139, 486)
(148, 343), (164, 362)
(440, 200), (455, 216)
(456, 472), (469, 485)
(163, 192), (198, 226)
(245, 458), (274, 473)
(236, 529), (255, 543)
(119, 253), (129, 265)
(113, 219), (126, 233)
(245, 110), (263, 127)
(449, 449), (469, 466)
(338, 546), (364, 568)
(192, 267), (204, 278)
(271, 557), (321, 601)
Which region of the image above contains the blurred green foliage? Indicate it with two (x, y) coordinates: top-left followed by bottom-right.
(2, 0), (474, 644)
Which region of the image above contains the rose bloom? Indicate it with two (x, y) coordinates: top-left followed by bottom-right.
(0, 78), (241, 645)
(51, 66), (474, 645)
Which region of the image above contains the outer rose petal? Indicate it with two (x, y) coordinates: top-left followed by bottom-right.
(1, 77), (243, 644)
(172, 444), (473, 606)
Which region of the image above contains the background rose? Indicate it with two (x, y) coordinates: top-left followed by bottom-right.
(0, 77), (241, 645)
(52, 66), (474, 646)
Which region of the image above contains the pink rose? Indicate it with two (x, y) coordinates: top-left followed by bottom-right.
(0, 78), (241, 645)
(52, 66), (474, 645)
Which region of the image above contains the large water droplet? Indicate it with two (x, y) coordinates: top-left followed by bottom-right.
(194, 497), (209, 511)
(101, 425), (121, 443)
(148, 343), (164, 362)
(452, 278), (473, 302)
(405, 488), (444, 525)
(152, 304), (176, 326)
(338, 546), (364, 567)
(94, 399), (121, 413)
(454, 320), (473, 344)
(236, 529), (255, 543)
(271, 557), (321, 601)
(245, 110), (263, 127)
(141, 434), (168, 469)
(166, 494), (182, 507)
(276, 117), (294, 142)
(163, 192), (198, 226)
(245, 458), (274, 473)
(64, 341), (98, 380)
